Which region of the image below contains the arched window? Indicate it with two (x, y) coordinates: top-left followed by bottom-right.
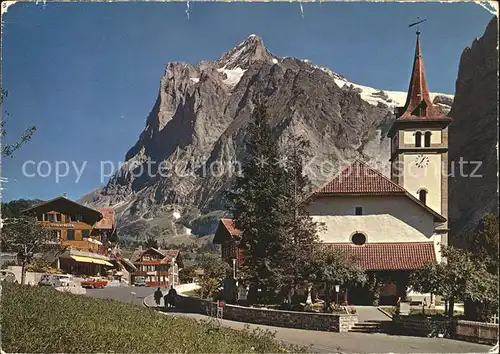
(418, 189), (428, 204)
(351, 232), (367, 246)
(424, 132), (432, 147)
(415, 131), (422, 147)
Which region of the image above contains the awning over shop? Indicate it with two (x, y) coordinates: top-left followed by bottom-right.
(69, 255), (114, 267)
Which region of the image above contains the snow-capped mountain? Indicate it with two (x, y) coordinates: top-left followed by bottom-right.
(80, 34), (454, 242)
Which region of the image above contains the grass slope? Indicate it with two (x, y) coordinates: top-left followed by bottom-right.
(0, 283), (304, 353)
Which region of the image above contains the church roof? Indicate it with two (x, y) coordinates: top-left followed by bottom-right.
(315, 160), (406, 195)
(324, 242), (436, 271)
(311, 160), (446, 222)
(396, 32), (445, 120)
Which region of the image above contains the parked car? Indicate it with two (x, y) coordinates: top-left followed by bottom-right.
(0, 270), (17, 283)
(133, 276), (147, 287)
(38, 274), (73, 287)
(81, 277), (108, 289)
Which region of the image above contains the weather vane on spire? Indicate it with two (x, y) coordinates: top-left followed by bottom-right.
(409, 17), (427, 35)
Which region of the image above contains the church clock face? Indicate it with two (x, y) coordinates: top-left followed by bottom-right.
(414, 154), (429, 168)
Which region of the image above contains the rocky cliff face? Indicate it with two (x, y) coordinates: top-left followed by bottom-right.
(448, 17), (499, 245)
(80, 34), (453, 243)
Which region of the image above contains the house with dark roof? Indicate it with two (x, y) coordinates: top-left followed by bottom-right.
(213, 219), (244, 270)
(130, 247), (183, 287)
(22, 195), (117, 276)
(214, 30), (451, 306)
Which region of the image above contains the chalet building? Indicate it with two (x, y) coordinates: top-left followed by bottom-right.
(213, 219), (243, 271)
(214, 30), (450, 306)
(130, 247), (183, 287)
(23, 195), (117, 275)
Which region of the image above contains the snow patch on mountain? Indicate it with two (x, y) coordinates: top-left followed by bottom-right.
(308, 62), (453, 109)
(217, 67), (246, 87)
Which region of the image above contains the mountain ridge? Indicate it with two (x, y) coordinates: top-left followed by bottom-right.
(79, 34), (454, 244)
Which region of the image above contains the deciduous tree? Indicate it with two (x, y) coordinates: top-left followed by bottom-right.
(1, 217), (60, 284)
(409, 245), (498, 318)
(196, 253), (231, 299)
(307, 247), (366, 311)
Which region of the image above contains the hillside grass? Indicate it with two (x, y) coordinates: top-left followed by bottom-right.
(0, 283), (306, 353)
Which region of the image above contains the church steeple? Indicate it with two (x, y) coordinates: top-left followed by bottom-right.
(396, 31), (443, 119)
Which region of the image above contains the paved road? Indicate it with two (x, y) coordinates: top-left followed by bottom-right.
(85, 285), (152, 306)
(84, 287), (493, 353)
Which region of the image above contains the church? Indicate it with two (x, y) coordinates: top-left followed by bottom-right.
(214, 29), (451, 305)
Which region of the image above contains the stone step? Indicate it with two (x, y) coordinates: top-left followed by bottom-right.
(349, 328), (383, 333)
(349, 321), (395, 334)
(352, 324), (380, 329)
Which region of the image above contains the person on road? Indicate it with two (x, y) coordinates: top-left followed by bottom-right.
(167, 285), (177, 308)
(154, 287), (163, 307)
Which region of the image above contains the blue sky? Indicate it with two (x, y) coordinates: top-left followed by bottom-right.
(1, 1), (494, 202)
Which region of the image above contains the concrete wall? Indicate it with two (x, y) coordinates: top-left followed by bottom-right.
(174, 294), (358, 333)
(307, 195), (436, 243)
(6, 266), (44, 285)
(455, 320), (499, 345)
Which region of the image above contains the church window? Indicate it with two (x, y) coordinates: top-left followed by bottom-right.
(424, 132), (432, 147)
(418, 189), (428, 204)
(355, 207), (363, 215)
(415, 131), (422, 147)
(351, 233), (366, 246)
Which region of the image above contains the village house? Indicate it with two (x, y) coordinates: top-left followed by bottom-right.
(214, 30), (450, 306)
(23, 194), (117, 275)
(213, 218), (243, 273)
(129, 246), (183, 287)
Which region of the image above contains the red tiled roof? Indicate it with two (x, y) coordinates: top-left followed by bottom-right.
(94, 208), (115, 229)
(159, 249), (180, 264)
(315, 160), (406, 195)
(310, 160), (446, 222)
(324, 242), (436, 271)
(221, 218), (241, 236)
(130, 248), (180, 264)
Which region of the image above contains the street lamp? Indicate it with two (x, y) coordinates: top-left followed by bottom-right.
(335, 284), (340, 304)
(172, 257), (176, 286)
(232, 259), (236, 279)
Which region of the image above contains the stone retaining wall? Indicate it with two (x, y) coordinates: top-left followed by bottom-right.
(175, 294), (358, 332)
(455, 320), (499, 345)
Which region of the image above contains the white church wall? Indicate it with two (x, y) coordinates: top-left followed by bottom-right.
(403, 153), (442, 214)
(306, 195), (436, 243)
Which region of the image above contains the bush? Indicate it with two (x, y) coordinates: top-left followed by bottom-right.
(0, 282), (305, 353)
(1, 260), (17, 269)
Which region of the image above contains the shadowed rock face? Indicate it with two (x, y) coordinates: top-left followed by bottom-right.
(79, 34), (454, 243)
(448, 17), (499, 245)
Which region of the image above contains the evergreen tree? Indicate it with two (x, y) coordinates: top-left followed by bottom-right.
(144, 235), (158, 249)
(277, 134), (322, 301)
(226, 102), (322, 304)
(226, 102), (288, 301)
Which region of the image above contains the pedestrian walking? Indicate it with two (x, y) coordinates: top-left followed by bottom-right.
(154, 287), (163, 307)
(167, 285), (177, 308)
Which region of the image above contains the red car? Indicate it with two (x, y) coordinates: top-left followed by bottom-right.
(81, 277), (108, 289)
